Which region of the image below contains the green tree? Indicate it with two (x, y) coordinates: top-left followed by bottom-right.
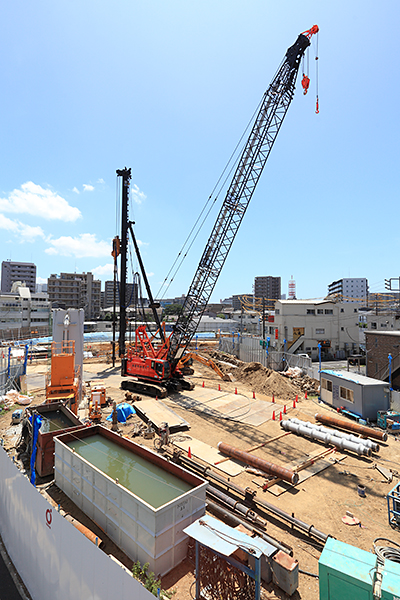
(163, 303), (183, 317)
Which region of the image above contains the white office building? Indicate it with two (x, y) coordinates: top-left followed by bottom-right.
(327, 278), (368, 303)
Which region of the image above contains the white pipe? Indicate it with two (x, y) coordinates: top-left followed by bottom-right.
(280, 420), (372, 457)
(288, 418), (379, 453)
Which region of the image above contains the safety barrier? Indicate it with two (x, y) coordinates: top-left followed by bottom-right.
(0, 447), (154, 600)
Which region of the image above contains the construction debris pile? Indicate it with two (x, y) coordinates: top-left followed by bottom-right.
(209, 351), (319, 400)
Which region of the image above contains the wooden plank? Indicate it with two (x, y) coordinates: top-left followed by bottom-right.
(267, 453), (346, 496)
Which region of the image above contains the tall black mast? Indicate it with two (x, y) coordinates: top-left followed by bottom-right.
(116, 167), (131, 361)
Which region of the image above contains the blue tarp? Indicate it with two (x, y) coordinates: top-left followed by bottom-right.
(106, 402), (136, 423)
(30, 413), (42, 486)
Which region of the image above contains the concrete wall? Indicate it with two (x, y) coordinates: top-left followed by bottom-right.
(0, 447), (154, 600)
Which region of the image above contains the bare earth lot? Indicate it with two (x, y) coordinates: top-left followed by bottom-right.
(1, 342), (399, 600)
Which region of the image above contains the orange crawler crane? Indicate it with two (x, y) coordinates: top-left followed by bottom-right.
(45, 341), (80, 415)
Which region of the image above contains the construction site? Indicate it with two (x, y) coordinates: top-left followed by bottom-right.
(1, 22), (400, 600)
(1, 332), (400, 599)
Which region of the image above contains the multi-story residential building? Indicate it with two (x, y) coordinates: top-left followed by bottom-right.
(254, 276), (281, 310)
(103, 280), (138, 309)
(0, 286), (50, 339)
(327, 278), (368, 303)
(273, 298), (361, 360)
(231, 294), (251, 311)
(1, 261), (37, 294)
(47, 272), (101, 320)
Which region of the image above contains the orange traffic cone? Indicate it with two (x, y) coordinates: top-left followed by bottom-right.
(296, 394), (298, 403)
(253, 391), (256, 399)
(272, 411), (275, 421)
(293, 399), (296, 408)
(188, 447), (192, 458)
(218, 384), (221, 391)
(305, 391), (308, 399)
(283, 405), (286, 414)
(235, 388), (238, 395)
(202, 381), (205, 388)
(279, 411), (282, 421)
(272, 394), (275, 403)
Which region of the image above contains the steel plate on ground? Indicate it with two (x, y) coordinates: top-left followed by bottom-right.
(134, 399), (190, 432)
(171, 389), (281, 425)
(173, 437), (244, 476)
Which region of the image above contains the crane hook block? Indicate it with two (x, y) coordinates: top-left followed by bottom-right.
(315, 96), (320, 114)
(301, 25), (319, 40)
(301, 74), (310, 95)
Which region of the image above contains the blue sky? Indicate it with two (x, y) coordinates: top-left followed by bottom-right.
(1, 1), (398, 303)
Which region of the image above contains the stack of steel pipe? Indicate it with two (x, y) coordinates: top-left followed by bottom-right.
(217, 441), (299, 485)
(314, 412), (388, 442)
(163, 447), (329, 544)
(206, 498), (293, 555)
(289, 418), (380, 453)
(280, 418), (372, 457)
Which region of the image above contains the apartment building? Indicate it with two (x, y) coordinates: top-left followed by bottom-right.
(103, 280), (138, 309)
(0, 286), (50, 338)
(273, 298), (361, 360)
(327, 278), (368, 303)
(1, 261), (37, 294)
(47, 272), (101, 320)
(254, 276), (281, 310)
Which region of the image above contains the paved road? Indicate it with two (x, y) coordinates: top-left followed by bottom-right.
(0, 545), (26, 600)
(320, 360), (366, 377)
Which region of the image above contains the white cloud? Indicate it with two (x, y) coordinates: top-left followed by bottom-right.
(36, 276), (47, 284)
(19, 223), (45, 241)
(83, 184), (94, 192)
(131, 183), (146, 205)
(91, 263), (114, 277)
(45, 233), (110, 257)
(0, 182), (81, 221)
(97, 178), (105, 184)
(72, 187), (80, 194)
(0, 213), (18, 232)
(0, 213), (44, 241)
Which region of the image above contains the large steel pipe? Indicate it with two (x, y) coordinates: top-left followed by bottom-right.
(315, 412), (388, 442)
(280, 420), (372, 457)
(164, 448), (329, 543)
(206, 499), (293, 555)
(217, 441), (299, 484)
(289, 418), (380, 453)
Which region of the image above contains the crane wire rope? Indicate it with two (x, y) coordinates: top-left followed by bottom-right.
(154, 94), (265, 301)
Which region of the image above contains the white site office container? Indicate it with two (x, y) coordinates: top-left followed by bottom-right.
(54, 425), (207, 576)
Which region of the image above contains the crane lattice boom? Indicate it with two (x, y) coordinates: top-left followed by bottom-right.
(168, 29), (316, 368)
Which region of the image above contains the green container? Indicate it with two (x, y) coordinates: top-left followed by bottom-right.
(319, 538), (377, 600)
(319, 538), (400, 599)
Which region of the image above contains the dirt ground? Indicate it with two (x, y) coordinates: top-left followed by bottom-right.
(1, 342), (400, 600)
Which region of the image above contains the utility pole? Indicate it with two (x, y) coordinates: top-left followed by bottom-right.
(262, 297), (266, 341)
(116, 167), (131, 365)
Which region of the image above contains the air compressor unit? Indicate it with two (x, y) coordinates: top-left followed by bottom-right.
(319, 538), (400, 599)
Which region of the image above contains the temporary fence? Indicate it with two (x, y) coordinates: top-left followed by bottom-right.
(0, 346), (29, 395)
(0, 446), (154, 600)
(218, 335), (313, 376)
